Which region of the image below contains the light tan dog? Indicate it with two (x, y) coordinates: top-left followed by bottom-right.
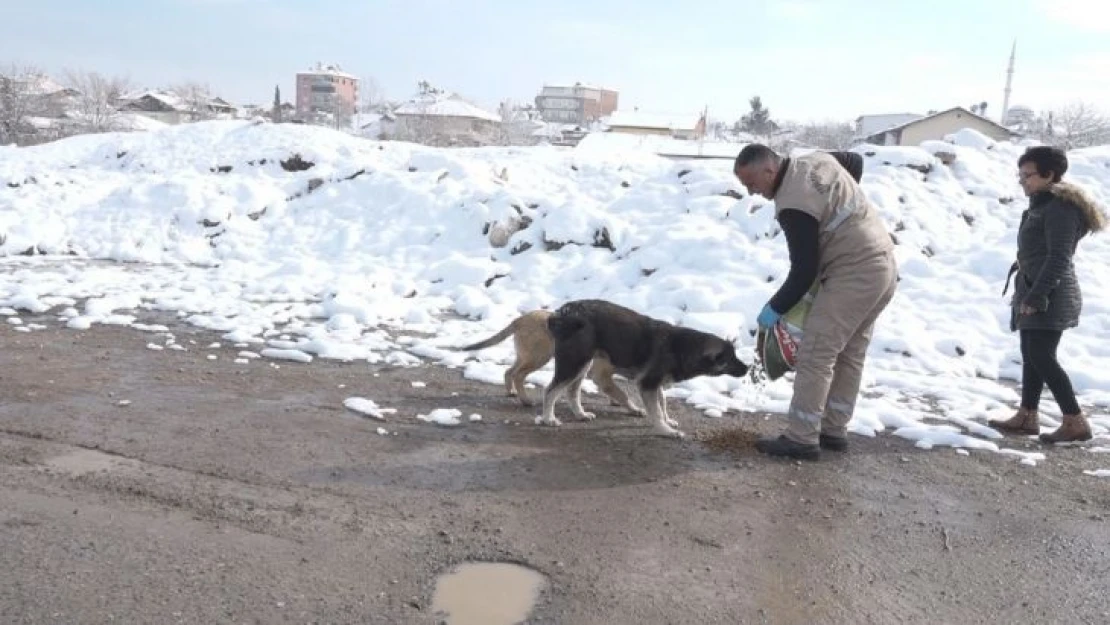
(455, 310), (645, 415)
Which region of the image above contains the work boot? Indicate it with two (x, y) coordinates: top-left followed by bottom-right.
(988, 407), (1039, 435)
(755, 435), (820, 461)
(1039, 413), (1093, 444)
(819, 433), (848, 452)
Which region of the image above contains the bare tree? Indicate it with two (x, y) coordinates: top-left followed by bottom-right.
(171, 81), (215, 122)
(1048, 101), (1110, 149)
(494, 99), (541, 147)
(793, 120), (858, 150)
(358, 76), (384, 113)
(0, 63), (54, 145)
(63, 69), (130, 133)
(706, 119), (729, 140)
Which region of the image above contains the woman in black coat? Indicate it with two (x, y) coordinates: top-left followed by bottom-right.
(990, 146), (1105, 443)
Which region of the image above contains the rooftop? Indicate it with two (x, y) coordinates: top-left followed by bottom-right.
(393, 92), (501, 122)
(542, 82), (613, 92)
(605, 110), (703, 131)
(855, 112), (924, 136)
(6, 73), (73, 96)
(866, 106), (1017, 137)
(296, 63), (358, 80)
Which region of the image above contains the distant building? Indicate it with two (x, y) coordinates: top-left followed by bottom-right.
(391, 84), (502, 146)
(0, 72), (79, 121)
(855, 113), (924, 138)
(861, 106), (1018, 146)
(1002, 104), (1036, 128)
(358, 108), (396, 140)
(118, 90), (237, 125)
(535, 83), (618, 125)
(295, 63), (359, 126)
(238, 102), (295, 121)
(604, 109), (706, 140)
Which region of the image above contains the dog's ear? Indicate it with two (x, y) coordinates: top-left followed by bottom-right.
(697, 343), (730, 369)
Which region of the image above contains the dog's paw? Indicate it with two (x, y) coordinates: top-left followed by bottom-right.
(577, 411), (596, 421)
(664, 416), (679, 428)
(652, 424), (686, 439)
(629, 406), (647, 418)
(535, 415), (562, 427)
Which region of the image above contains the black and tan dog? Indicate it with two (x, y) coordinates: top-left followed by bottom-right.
(540, 299), (750, 438)
(455, 309), (645, 415)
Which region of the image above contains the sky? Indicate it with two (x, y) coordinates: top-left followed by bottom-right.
(2, 0), (1108, 124)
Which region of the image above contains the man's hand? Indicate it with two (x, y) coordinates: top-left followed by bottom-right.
(757, 303), (782, 329)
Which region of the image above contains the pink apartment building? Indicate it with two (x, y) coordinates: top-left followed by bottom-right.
(295, 63), (359, 124)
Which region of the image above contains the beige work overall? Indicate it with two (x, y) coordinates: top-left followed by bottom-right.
(772, 153), (898, 445)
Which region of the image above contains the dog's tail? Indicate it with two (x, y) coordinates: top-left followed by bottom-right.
(547, 313), (587, 340)
(452, 317), (521, 351)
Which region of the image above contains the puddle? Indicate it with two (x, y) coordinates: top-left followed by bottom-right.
(44, 449), (136, 476)
(431, 561), (546, 625)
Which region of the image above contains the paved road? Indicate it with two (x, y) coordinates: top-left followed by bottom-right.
(1, 314), (1108, 624)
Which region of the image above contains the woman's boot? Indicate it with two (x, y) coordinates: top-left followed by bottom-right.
(988, 407), (1039, 435)
(1039, 413), (1093, 444)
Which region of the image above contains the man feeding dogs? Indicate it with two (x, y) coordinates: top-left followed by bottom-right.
(733, 145), (898, 461)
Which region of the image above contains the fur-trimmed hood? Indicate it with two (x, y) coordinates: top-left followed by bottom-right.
(1047, 181), (1107, 233)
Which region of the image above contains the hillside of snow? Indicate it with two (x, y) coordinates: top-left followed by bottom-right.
(2, 120), (1109, 464)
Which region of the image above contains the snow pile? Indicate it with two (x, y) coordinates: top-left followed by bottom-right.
(2, 120), (1109, 464)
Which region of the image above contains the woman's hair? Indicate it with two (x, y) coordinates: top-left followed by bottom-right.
(1018, 145), (1069, 183)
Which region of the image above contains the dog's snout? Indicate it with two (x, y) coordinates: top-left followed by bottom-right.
(732, 360), (750, 376)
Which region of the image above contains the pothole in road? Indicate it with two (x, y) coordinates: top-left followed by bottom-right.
(44, 449), (139, 476)
(431, 561), (547, 625)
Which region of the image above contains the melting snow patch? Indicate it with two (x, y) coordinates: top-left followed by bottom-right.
(996, 448), (1047, 466)
(343, 397), (397, 420)
(891, 425), (999, 451)
(418, 408), (464, 426)
(260, 348), (313, 363)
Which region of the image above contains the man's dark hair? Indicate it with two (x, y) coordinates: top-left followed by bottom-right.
(734, 143), (780, 170)
(1018, 145), (1068, 182)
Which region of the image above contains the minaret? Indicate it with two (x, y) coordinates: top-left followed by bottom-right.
(1001, 39), (1016, 124)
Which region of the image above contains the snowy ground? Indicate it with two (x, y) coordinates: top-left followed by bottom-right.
(2, 120), (1109, 473)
